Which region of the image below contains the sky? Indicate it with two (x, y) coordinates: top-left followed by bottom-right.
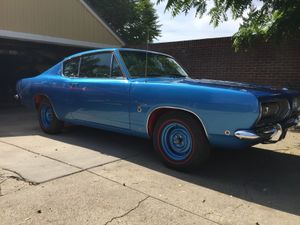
(152, 1), (242, 43)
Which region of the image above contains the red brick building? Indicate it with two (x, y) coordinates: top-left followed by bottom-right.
(138, 37), (300, 90)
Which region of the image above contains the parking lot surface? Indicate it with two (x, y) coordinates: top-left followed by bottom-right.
(0, 107), (299, 225)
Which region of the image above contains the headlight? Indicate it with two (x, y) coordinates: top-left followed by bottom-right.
(261, 102), (280, 118)
(292, 97), (300, 112)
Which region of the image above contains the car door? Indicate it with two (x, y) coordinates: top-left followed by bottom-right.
(69, 51), (130, 130)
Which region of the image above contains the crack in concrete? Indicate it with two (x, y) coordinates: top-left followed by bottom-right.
(0, 178), (8, 185)
(0, 181), (3, 196)
(203, 211), (214, 217)
(0, 169), (31, 197)
(37, 155), (141, 185)
(2, 168), (38, 185)
(0, 140), (141, 185)
(232, 204), (243, 213)
(0, 140), (141, 172)
(88, 170), (222, 225)
(103, 196), (150, 225)
(0, 140), (222, 225)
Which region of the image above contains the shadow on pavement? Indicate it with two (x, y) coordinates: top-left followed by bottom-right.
(1, 107), (300, 216)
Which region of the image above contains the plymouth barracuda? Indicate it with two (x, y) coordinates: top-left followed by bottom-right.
(15, 48), (300, 169)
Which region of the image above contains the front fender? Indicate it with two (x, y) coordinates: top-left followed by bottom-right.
(130, 81), (260, 145)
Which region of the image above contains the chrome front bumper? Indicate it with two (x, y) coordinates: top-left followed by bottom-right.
(235, 117), (299, 142)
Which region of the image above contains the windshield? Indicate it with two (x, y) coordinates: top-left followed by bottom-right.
(120, 51), (188, 78)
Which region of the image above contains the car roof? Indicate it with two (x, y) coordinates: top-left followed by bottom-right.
(64, 48), (173, 61)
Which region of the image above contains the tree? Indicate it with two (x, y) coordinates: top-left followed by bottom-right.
(86, 0), (161, 45)
(157, 0), (300, 50)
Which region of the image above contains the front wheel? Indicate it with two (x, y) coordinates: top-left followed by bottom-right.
(153, 111), (210, 170)
(38, 99), (64, 134)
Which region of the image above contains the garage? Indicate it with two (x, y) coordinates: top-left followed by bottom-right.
(0, 0), (124, 106)
(0, 39), (87, 105)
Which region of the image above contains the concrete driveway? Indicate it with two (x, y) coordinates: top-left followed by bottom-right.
(0, 107), (299, 225)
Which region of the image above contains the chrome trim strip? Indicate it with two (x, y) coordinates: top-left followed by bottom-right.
(146, 106), (208, 138)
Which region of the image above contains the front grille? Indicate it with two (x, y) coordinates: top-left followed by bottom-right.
(256, 99), (290, 127)
(277, 99), (291, 120)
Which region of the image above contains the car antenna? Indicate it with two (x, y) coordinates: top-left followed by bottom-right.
(144, 28), (149, 81)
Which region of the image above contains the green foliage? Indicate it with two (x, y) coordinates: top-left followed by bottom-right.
(86, 0), (161, 45)
(157, 0), (300, 51)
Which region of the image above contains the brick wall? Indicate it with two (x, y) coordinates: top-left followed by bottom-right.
(133, 37), (300, 90)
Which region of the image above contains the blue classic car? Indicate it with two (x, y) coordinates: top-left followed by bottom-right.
(16, 48), (300, 169)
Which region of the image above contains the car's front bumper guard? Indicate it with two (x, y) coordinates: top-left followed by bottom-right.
(234, 117), (299, 143)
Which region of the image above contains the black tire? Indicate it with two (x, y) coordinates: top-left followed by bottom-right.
(38, 99), (64, 134)
(153, 111), (210, 170)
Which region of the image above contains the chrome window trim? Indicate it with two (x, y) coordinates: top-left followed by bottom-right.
(146, 106), (208, 138)
(111, 52), (127, 79)
(60, 62), (63, 76)
(109, 52), (114, 76)
(77, 57), (82, 77)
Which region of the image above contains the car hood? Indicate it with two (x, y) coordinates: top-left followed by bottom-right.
(173, 78), (297, 98)
(140, 77), (299, 98)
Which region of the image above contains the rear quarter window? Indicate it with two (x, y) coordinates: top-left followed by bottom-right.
(63, 57), (80, 77)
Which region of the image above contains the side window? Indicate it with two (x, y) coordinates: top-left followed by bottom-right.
(80, 52), (112, 78)
(111, 56), (123, 79)
(63, 57), (79, 77)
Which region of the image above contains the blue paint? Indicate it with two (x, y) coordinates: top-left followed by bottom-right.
(161, 122), (192, 161)
(16, 48), (300, 149)
(40, 104), (53, 128)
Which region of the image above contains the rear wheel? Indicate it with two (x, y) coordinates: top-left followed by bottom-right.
(153, 111), (210, 170)
(38, 99), (63, 134)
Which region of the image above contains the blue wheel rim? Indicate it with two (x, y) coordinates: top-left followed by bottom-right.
(161, 122), (193, 161)
(40, 104), (53, 128)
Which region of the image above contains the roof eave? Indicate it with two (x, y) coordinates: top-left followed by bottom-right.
(80, 0), (125, 46)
